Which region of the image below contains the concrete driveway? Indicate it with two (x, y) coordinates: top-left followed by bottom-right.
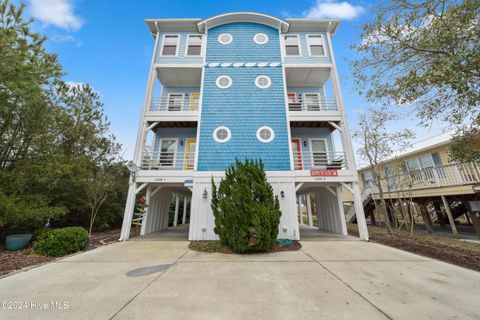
(0, 239), (479, 320)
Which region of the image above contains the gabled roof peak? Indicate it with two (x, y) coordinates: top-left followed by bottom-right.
(197, 12), (289, 33)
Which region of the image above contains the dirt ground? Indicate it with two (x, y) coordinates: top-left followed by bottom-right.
(0, 228), (125, 277)
(349, 224), (480, 272)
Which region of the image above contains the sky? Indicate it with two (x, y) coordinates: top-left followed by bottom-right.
(22, 0), (448, 165)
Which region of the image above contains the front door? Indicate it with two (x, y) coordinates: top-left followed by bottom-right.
(184, 138), (196, 170)
(310, 139), (327, 167)
(304, 93), (320, 111)
(291, 138), (303, 170)
(167, 93), (184, 111)
(159, 138), (178, 167)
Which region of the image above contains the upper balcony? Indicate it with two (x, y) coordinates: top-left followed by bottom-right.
(145, 65), (202, 122)
(285, 66), (341, 122)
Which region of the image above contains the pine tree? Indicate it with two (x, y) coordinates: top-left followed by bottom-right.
(211, 159), (281, 253)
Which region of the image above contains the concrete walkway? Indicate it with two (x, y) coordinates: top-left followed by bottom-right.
(0, 239), (479, 320)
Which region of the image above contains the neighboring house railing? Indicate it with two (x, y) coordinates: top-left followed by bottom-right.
(369, 162), (480, 193)
(288, 97), (337, 112)
(292, 151), (346, 170)
(150, 96), (199, 112)
(141, 150), (196, 170)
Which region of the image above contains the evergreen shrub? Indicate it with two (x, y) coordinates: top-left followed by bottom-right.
(211, 159), (281, 253)
(33, 227), (89, 256)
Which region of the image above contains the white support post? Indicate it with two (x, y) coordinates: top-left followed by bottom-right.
(182, 195), (188, 225)
(140, 186), (152, 236)
(441, 195), (459, 238)
(297, 196), (303, 225)
(326, 31), (369, 240)
(307, 193), (313, 227)
(119, 179), (137, 241)
(352, 182), (369, 240)
(174, 194), (180, 227)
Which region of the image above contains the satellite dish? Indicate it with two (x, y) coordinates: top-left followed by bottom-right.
(126, 161), (139, 173)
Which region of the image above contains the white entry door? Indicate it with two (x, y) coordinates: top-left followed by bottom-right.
(159, 138), (178, 167)
(310, 139), (327, 167)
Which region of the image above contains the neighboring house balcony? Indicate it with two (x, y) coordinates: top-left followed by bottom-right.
(367, 162), (480, 198)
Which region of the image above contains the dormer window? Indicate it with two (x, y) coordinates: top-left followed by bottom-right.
(161, 35), (179, 56)
(186, 35), (202, 56)
(307, 35), (326, 56)
(284, 35), (300, 56)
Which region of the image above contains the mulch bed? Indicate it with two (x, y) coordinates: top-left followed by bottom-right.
(0, 247), (55, 277)
(189, 240), (302, 254)
(0, 228), (127, 278)
(349, 225), (480, 272)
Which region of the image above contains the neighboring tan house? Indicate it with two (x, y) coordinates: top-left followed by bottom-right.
(119, 12), (369, 241)
(346, 131), (480, 238)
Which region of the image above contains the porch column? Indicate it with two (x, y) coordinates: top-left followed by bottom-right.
(182, 195), (188, 224)
(140, 186), (152, 236)
(298, 196), (304, 225)
(174, 194), (180, 227)
(441, 195), (459, 238)
(120, 181), (136, 241)
(419, 203), (434, 234)
(352, 182), (369, 240)
(466, 202), (480, 239)
(307, 193), (313, 227)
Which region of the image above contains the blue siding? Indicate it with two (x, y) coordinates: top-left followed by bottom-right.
(283, 31), (331, 64)
(206, 23), (282, 62)
(197, 22), (290, 171)
(155, 31), (203, 64)
(153, 127), (197, 154)
(290, 127), (334, 154)
(161, 86), (200, 96)
(287, 86), (325, 97)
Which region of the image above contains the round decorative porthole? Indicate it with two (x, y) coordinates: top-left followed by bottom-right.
(256, 126), (275, 143)
(213, 126), (231, 143)
(255, 75), (271, 89)
(216, 75), (232, 89)
(253, 33), (268, 44)
(218, 33), (233, 45)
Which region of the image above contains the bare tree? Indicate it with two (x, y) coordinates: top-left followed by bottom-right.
(353, 106), (414, 233)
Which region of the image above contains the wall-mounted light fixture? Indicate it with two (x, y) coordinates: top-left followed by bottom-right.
(303, 140), (307, 147)
(180, 140), (184, 146)
(280, 191), (285, 198)
(282, 226), (288, 232)
(202, 188), (208, 198)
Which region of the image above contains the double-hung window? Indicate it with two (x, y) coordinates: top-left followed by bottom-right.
(186, 35), (202, 56)
(284, 35), (300, 56)
(307, 35), (326, 56)
(161, 35), (179, 56)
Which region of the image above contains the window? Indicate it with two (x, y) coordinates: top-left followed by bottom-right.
(213, 126), (231, 143)
(253, 33), (268, 44)
(362, 171), (374, 189)
(218, 33), (232, 44)
(284, 35), (300, 56)
(307, 35), (326, 56)
(161, 35), (179, 56)
(216, 75), (232, 89)
(256, 126), (275, 143)
(255, 75), (271, 89)
(186, 35), (202, 56)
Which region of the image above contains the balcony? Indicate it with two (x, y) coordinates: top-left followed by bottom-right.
(150, 96), (199, 112)
(292, 151), (346, 171)
(141, 150), (196, 171)
(288, 97), (337, 112)
(369, 162), (480, 194)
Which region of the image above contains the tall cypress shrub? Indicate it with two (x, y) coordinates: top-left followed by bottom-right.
(211, 159), (281, 253)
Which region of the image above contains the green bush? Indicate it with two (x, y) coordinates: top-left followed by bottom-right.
(211, 159), (281, 253)
(33, 227), (89, 256)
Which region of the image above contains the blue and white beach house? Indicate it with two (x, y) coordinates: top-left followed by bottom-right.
(120, 12), (369, 241)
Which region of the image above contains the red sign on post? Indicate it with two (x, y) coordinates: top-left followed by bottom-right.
(310, 169), (338, 176)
